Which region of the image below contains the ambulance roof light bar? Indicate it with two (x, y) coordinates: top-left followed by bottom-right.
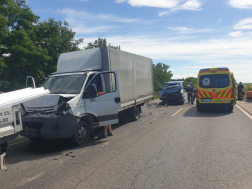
(199, 67), (229, 72)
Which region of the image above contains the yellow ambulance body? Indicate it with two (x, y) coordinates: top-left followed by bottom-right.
(196, 67), (236, 111)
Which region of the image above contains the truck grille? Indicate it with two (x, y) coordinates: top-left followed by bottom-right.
(26, 106), (55, 113)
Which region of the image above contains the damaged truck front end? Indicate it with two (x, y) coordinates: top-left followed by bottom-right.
(158, 82), (185, 105)
(21, 94), (79, 140)
(20, 73), (91, 145)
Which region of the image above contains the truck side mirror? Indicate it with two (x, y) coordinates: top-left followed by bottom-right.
(88, 84), (98, 98)
(82, 90), (89, 99)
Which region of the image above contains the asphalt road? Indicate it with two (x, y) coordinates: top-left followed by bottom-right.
(1, 99), (252, 189)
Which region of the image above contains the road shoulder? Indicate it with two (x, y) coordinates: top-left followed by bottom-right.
(236, 100), (252, 116)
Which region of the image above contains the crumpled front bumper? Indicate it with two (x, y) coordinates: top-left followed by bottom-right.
(161, 92), (184, 104)
(21, 114), (79, 139)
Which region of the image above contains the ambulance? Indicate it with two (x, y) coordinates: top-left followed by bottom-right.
(196, 67), (236, 111)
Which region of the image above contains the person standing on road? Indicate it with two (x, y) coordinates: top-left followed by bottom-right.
(192, 85), (197, 104)
(98, 124), (113, 139)
(0, 142), (8, 154)
(186, 82), (193, 103)
(237, 82), (244, 100)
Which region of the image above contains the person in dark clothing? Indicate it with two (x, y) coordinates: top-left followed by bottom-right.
(192, 85), (197, 104)
(239, 89), (245, 101)
(186, 82), (193, 103)
(237, 82), (244, 100)
(0, 142), (8, 154)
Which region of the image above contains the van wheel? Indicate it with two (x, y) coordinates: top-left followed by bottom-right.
(196, 105), (202, 111)
(128, 106), (140, 121)
(71, 121), (90, 146)
(228, 104), (234, 112)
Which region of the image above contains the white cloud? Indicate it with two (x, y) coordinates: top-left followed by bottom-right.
(116, 0), (126, 2)
(229, 31), (243, 37)
(158, 11), (169, 16)
(116, 0), (203, 14)
(234, 17), (252, 30)
(56, 8), (139, 23)
(168, 26), (193, 31)
(116, 0), (179, 8)
(229, 0), (252, 9)
(79, 34), (252, 82)
(167, 26), (211, 34)
(179, 0), (202, 10)
(72, 25), (118, 34)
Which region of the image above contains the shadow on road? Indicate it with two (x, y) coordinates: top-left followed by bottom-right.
(183, 106), (233, 117)
(5, 118), (133, 165)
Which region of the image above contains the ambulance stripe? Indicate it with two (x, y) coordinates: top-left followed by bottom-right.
(222, 90), (229, 97)
(226, 90), (231, 97)
(200, 91), (206, 98)
(202, 91), (208, 98)
(208, 92), (213, 97)
(218, 91), (224, 97)
(198, 94), (202, 98)
(205, 92), (211, 98)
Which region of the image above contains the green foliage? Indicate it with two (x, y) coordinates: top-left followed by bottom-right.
(0, 0), (48, 91)
(184, 77), (197, 88)
(153, 63), (173, 92)
(85, 37), (120, 49)
(33, 18), (83, 80)
(0, 0), (83, 91)
(244, 84), (252, 94)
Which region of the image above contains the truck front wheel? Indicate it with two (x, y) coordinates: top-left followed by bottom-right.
(71, 121), (90, 146)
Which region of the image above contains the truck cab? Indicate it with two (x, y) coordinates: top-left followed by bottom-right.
(21, 71), (121, 146)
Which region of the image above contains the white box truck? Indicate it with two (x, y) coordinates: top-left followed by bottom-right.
(21, 47), (154, 145)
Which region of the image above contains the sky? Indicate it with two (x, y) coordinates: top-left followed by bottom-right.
(26, 0), (252, 83)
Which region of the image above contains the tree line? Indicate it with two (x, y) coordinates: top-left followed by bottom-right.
(0, 0), (174, 93)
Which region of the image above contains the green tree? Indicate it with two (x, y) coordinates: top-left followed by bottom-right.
(184, 77), (197, 88)
(0, 0), (49, 91)
(153, 63), (173, 92)
(85, 37), (120, 49)
(33, 18), (83, 80)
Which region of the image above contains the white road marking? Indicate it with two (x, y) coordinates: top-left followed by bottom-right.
(237, 105), (252, 120)
(172, 108), (184, 117)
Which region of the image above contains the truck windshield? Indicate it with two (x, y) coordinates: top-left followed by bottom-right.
(42, 74), (86, 94)
(199, 74), (230, 88)
(164, 83), (179, 88)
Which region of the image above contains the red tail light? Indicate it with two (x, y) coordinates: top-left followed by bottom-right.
(231, 88), (234, 98)
(196, 89), (198, 98)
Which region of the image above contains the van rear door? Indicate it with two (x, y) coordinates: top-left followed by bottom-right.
(198, 73), (231, 102)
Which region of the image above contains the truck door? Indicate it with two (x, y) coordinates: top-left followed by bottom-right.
(84, 71), (121, 126)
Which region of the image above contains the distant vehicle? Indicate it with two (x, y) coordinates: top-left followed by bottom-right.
(0, 92), (4, 94)
(158, 81), (185, 105)
(21, 47), (154, 146)
(196, 67), (236, 111)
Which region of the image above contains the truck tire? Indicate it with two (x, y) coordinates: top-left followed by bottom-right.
(128, 106), (140, 121)
(71, 121), (90, 146)
(228, 104), (234, 112)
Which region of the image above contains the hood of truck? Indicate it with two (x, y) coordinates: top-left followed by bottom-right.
(22, 94), (60, 112)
